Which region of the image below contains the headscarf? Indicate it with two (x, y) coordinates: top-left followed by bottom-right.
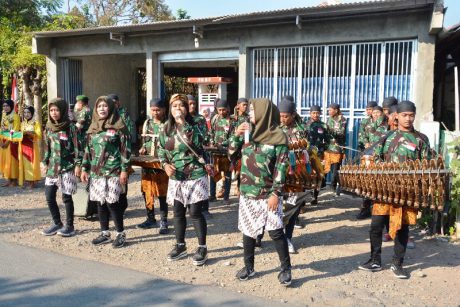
(24, 106), (35, 121)
(383, 96), (398, 109)
(46, 98), (71, 132)
(87, 96), (126, 134)
(310, 105), (321, 112)
(215, 99), (228, 108)
(3, 99), (14, 115)
(250, 98), (287, 146)
(237, 97), (248, 104)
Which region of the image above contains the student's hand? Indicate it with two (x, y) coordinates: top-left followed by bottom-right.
(174, 111), (185, 125)
(120, 171), (128, 185)
(81, 171), (89, 183)
(164, 164), (176, 177)
(74, 166), (81, 178)
(40, 162), (48, 176)
(267, 194), (279, 212)
(235, 122), (249, 137)
(205, 164), (214, 176)
(139, 147), (147, 155)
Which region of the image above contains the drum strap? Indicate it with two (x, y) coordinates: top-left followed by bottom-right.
(175, 130), (206, 165)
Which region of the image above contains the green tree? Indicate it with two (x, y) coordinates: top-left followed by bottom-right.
(176, 8), (191, 20)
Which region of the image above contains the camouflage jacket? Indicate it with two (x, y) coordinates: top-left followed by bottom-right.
(230, 113), (250, 133)
(158, 122), (208, 181)
(304, 119), (329, 155)
(42, 124), (81, 177)
(367, 116), (388, 144)
(280, 119), (308, 143)
(192, 114), (210, 145)
(228, 132), (288, 199)
(118, 107), (135, 136)
(358, 116), (373, 150)
(210, 116), (232, 147)
(374, 129), (431, 163)
(326, 115), (347, 153)
(141, 119), (164, 175)
(82, 129), (131, 178)
(74, 105), (92, 156)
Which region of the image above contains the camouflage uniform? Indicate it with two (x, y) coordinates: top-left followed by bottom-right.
(369, 128), (431, 266)
(118, 107), (135, 139)
(82, 128), (131, 204)
(192, 114), (209, 145)
(228, 131), (288, 238)
(74, 105), (92, 156)
(358, 116), (373, 150)
(43, 124), (81, 195)
(325, 115), (347, 154)
(139, 119), (169, 223)
(304, 119), (329, 157)
(367, 117), (388, 144)
(210, 116), (231, 147)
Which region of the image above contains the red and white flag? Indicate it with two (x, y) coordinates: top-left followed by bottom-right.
(11, 74), (19, 102)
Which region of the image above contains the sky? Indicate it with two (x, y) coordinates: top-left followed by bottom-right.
(65, 0), (460, 28)
(164, 0), (460, 28)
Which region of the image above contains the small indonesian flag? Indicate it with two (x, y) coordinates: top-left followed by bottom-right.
(11, 74), (19, 102)
(404, 142), (417, 151)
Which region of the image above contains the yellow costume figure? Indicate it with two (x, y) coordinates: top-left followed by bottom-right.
(0, 100), (21, 185)
(21, 106), (42, 186)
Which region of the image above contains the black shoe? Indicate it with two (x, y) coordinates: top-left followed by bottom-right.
(202, 210), (213, 220)
(356, 208), (371, 220)
(92, 232), (111, 245)
(112, 232), (126, 248)
(167, 243), (187, 261)
(136, 219), (157, 229)
(236, 266), (255, 281)
(335, 186), (341, 197)
(391, 264), (409, 279)
(57, 225), (76, 237)
(278, 269), (292, 286)
(41, 222), (63, 236)
(294, 219), (304, 229)
(159, 221), (169, 235)
(192, 246), (208, 266)
(358, 259), (382, 272)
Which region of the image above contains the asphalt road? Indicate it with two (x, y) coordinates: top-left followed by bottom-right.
(0, 240), (277, 307)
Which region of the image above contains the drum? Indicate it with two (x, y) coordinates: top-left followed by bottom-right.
(285, 141), (324, 191)
(204, 146), (231, 182)
(131, 155), (162, 170)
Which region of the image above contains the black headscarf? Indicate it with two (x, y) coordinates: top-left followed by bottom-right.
(3, 99), (14, 115)
(397, 101), (416, 113)
(46, 98), (71, 132)
(87, 96), (127, 134)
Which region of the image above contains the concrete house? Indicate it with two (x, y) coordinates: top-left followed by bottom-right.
(32, 0), (444, 148)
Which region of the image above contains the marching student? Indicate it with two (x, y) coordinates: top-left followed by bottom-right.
(81, 96), (131, 248)
(41, 98), (80, 237)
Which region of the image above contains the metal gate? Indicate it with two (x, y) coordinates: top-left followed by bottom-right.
(61, 58), (83, 107)
(251, 39), (417, 151)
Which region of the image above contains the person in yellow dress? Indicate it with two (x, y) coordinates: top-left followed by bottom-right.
(21, 106), (42, 188)
(0, 99), (21, 186)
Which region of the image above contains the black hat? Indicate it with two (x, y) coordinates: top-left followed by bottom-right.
(310, 105), (321, 112)
(281, 95), (294, 102)
(389, 104), (398, 115)
(107, 94), (119, 102)
(215, 99), (228, 108)
(278, 101), (296, 113)
(237, 97), (248, 104)
(150, 98), (165, 108)
(397, 100), (416, 113)
(366, 101), (378, 108)
(382, 96), (398, 108)
(329, 103), (340, 110)
(373, 106), (383, 112)
(186, 95), (196, 102)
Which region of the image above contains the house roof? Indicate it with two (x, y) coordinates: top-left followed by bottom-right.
(34, 0), (435, 38)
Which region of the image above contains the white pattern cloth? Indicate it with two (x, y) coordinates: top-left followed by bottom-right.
(166, 176), (208, 206)
(89, 177), (122, 204)
(45, 171), (78, 195)
(238, 195), (284, 239)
